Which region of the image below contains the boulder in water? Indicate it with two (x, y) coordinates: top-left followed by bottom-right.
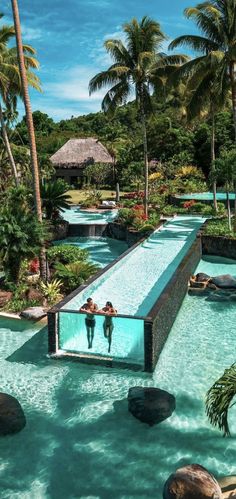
(196, 273), (210, 282)
(20, 306), (47, 320)
(0, 393), (26, 435)
(210, 274), (236, 289)
(163, 464), (222, 499)
(128, 386), (175, 426)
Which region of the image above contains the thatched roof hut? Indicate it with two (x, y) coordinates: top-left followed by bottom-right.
(50, 138), (113, 169)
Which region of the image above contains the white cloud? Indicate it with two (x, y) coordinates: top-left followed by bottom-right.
(45, 65), (106, 103)
(21, 25), (43, 41)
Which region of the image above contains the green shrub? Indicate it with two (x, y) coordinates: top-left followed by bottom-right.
(47, 245), (88, 266)
(54, 261), (100, 294)
(117, 208), (136, 226)
(139, 223), (155, 233)
(6, 298), (40, 313)
(203, 219), (236, 238)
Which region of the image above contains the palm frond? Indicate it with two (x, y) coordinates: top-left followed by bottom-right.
(169, 34), (219, 52)
(206, 364), (236, 437)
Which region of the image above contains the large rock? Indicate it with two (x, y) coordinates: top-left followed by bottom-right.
(20, 306), (47, 320)
(196, 273), (210, 282)
(0, 393), (26, 435)
(163, 464), (222, 499)
(25, 287), (44, 304)
(128, 386), (175, 426)
(211, 274), (236, 289)
(0, 291), (13, 308)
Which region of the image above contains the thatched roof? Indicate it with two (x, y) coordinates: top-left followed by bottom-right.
(50, 138), (113, 169)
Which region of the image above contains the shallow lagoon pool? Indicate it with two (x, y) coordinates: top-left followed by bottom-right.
(0, 256), (235, 498)
(177, 191), (235, 202)
(54, 236), (128, 268)
(61, 206), (117, 224)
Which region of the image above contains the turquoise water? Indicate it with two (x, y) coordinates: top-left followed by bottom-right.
(0, 256), (235, 497)
(62, 206), (117, 224)
(63, 216), (205, 316)
(178, 191), (235, 201)
(54, 236), (128, 268)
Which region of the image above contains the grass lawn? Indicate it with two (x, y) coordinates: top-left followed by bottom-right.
(67, 189), (126, 204)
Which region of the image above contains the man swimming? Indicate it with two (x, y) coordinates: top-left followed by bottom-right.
(80, 297), (98, 349)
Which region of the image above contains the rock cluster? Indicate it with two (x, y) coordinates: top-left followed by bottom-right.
(128, 386), (176, 426)
(189, 273), (236, 302)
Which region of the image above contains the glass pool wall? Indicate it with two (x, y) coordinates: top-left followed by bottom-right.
(59, 311), (144, 365)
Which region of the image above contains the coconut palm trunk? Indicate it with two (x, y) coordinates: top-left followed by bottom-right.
(140, 94), (149, 217)
(230, 62), (236, 142)
(11, 0), (47, 281)
(226, 184), (232, 231)
(0, 102), (19, 186)
(211, 110), (217, 211)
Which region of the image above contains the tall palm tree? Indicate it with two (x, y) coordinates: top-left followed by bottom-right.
(89, 16), (187, 215)
(0, 14), (41, 186)
(11, 0), (47, 280)
(169, 0), (236, 140)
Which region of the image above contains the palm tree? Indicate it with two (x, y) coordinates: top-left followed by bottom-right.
(169, 1), (236, 140)
(11, 0), (47, 281)
(89, 16), (187, 216)
(0, 14), (41, 186)
(213, 148), (236, 230)
(206, 364), (236, 436)
(41, 180), (72, 220)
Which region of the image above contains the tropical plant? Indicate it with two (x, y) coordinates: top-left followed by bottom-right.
(0, 204), (46, 284)
(11, 0), (46, 280)
(54, 261), (99, 294)
(41, 179), (72, 220)
(206, 364), (236, 436)
(213, 149), (236, 230)
(0, 14), (41, 186)
(84, 163), (111, 188)
(39, 279), (63, 305)
(89, 16), (187, 215)
(169, 0), (236, 137)
(47, 244), (88, 267)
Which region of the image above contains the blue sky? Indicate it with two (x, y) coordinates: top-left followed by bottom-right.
(4, 0), (197, 121)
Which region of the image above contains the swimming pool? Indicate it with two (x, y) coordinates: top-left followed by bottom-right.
(61, 206), (117, 224)
(54, 237), (128, 268)
(63, 216), (205, 316)
(0, 256), (235, 497)
(177, 191), (235, 201)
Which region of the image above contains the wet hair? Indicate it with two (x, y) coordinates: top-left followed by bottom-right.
(87, 297), (93, 303)
(106, 301), (113, 307)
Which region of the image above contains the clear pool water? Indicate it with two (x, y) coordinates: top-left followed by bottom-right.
(0, 256), (235, 498)
(61, 206), (117, 224)
(54, 237), (128, 268)
(177, 191), (235, 201)
(64, 216), (205, 316)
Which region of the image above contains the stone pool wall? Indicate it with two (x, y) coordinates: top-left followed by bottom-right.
(144, 236), (202, 372)
(202, 235), (236, 260)
(68, 223), (108, 237)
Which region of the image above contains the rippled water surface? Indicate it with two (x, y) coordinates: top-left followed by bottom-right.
(0, 256), (235, 498)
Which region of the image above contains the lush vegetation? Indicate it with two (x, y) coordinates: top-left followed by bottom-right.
(1, 2), (236, 317)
